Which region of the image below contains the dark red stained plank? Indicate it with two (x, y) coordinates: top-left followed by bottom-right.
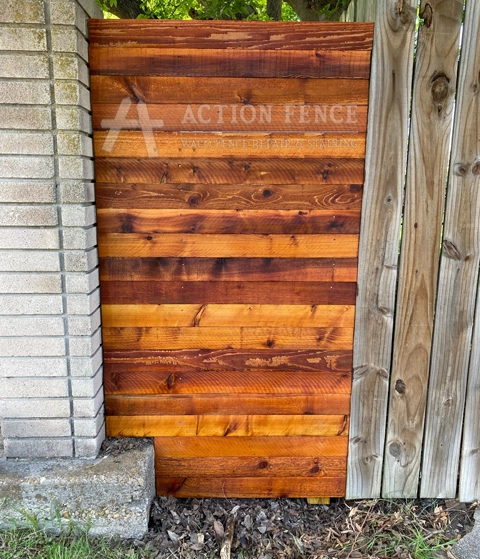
(89, 47), (372, 79)
(103, 348), (353, 373)
(95, 183), (363, 210)
(100, 281), (357, 305)
(89, 21), (374, 51)
(104, 369), (352, 395)
(99, 257), (358, 283)
(95, 158), (365, 185)
(105, 394), (352, 416)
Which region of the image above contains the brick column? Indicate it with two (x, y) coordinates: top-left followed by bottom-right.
(0, 0), (104, 458)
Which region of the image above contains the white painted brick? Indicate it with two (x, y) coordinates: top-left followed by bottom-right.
(56, 106), (91, 133)
(0, 27), (46, 51)
(0, 54), (49, 78)
(57, 131), (92, 157)
(74, 424), (105, 458)
(65, 268), (99, 293)
(0, 398), (70, 418)
(3, 419), (71, 438)
(0, 182), (55, 203)
(51, 28), (88, 62)
(0, 0), (45, 23)
(64, 247), (98, 272)
(68, 308), (101, 336)
(71, 366), (103, 397)
(0, 295), (63, 315)
(70, 347), (103, 377)
(62, 205), (96, 227)
(55, 80), (90, 109)
(0, 107), (51, 130)
(73, 409), (104, 437)
(0, 132), (54, 156)
(0, 357), (67, 377)
(0, 80), (50, 105)
(59, 181), (94, 204)
(5, 438), (73, 458)
(0, 251), (60, 272)
(73, 384), (103, 418)
(50, 1), (88, 36)
(69, 327), (102, 357)
(0, 206), (57, 226)
(0, 273), (62, 293)
(0, 228), (59, 249)
(1, 377), (68, 398)
(52, 53), (89, 85)
(0, 337), (65, 357)
(0, 317), (64, 337)
(0, 156), (54, 179)
(62, 226), (97, 250)
(58, 156), (94, 180)
(66, 288), (101, 315)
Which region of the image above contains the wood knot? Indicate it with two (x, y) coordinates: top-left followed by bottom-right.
(266, 338), (275, 348)
(395, 379), (406, 394)
(420, 3), (433, 27)
(443, 239), (461, 260)
(188, 196), (199, 207)
(431, 73), (449, 111)
(166, 373), (176, 389)
(389, 442), (402, 458)
(472, 159), (480, 175)
(258, 460), (269, 469)
(454, 163), (468, 176)
(310, 465), (320, 474)
(262, 189), (272, 197)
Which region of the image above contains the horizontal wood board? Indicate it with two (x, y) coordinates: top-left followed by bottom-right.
(90, 20), (372, 498)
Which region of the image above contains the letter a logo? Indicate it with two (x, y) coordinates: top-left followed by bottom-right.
(101, 98), (164, 158)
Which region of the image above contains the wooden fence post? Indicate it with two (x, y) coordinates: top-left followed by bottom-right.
(421, 0), (480, 499)
(382, 0), (464, 498)
(346, 0), (417, 499)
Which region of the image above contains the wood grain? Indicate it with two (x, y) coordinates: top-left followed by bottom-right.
(100, 281), (357, 305)
(103, 326), (354, 351)
(98, 233), (359, 258)
(383, 0), (464, 498)
(89, 20), (374, 50)
(106, 414), (349, 437)
(100, 257), (358, 283)
(104, 369), (352, 395)
(155, 476), (346, 498)
(101, 304), (355, 328)
(89, 47), (372, 79)
(94, 132), (366, 158)
(103, 349), (353, 373)
(97, 209), (361, 235)
(106, 394), (352, 416)
(154, 455), (346, 477)
(95, 158), (365, 185)
(95, 183), (363, 210)
(421, 1), (480, 499)
(347, 0), (417, 500)
(90, 76), (370, 105)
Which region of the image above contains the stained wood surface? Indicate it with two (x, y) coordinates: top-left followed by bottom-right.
(104, 369), (352, 395)
(89, 20), (374, 50)
(100, 258), (358, 282)
(100, 281), (357, 305)
(97, 209), (361, 235)
(102, 304), (355, 328)
(106, 394), (352, 416)
(90, 47), (372, 79)
(383, 0), (464, 499)
(346, 0), (417, 500)
(104, 349), (353, 373)
(421, 2), (480, 499)
(91, 76), (370, 105)
(94, 132), (366, 157)
(107, 414), (349, 437)
(95, 158), (365, 185)
(96, 183), (363, 211)
(155, 477), (346, 498)
(91, 19), (372, 499)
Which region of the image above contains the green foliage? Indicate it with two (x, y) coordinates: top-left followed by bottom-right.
(317, 0), (351, 19)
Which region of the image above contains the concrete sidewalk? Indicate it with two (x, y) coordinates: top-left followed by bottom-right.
(453, 507), (480, 559)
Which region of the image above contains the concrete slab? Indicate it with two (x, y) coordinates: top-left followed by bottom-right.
(453, 507), (480, 559)
(0, 438), (155, 539)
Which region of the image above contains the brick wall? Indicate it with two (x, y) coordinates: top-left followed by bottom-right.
(0, 0), (104, 458)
